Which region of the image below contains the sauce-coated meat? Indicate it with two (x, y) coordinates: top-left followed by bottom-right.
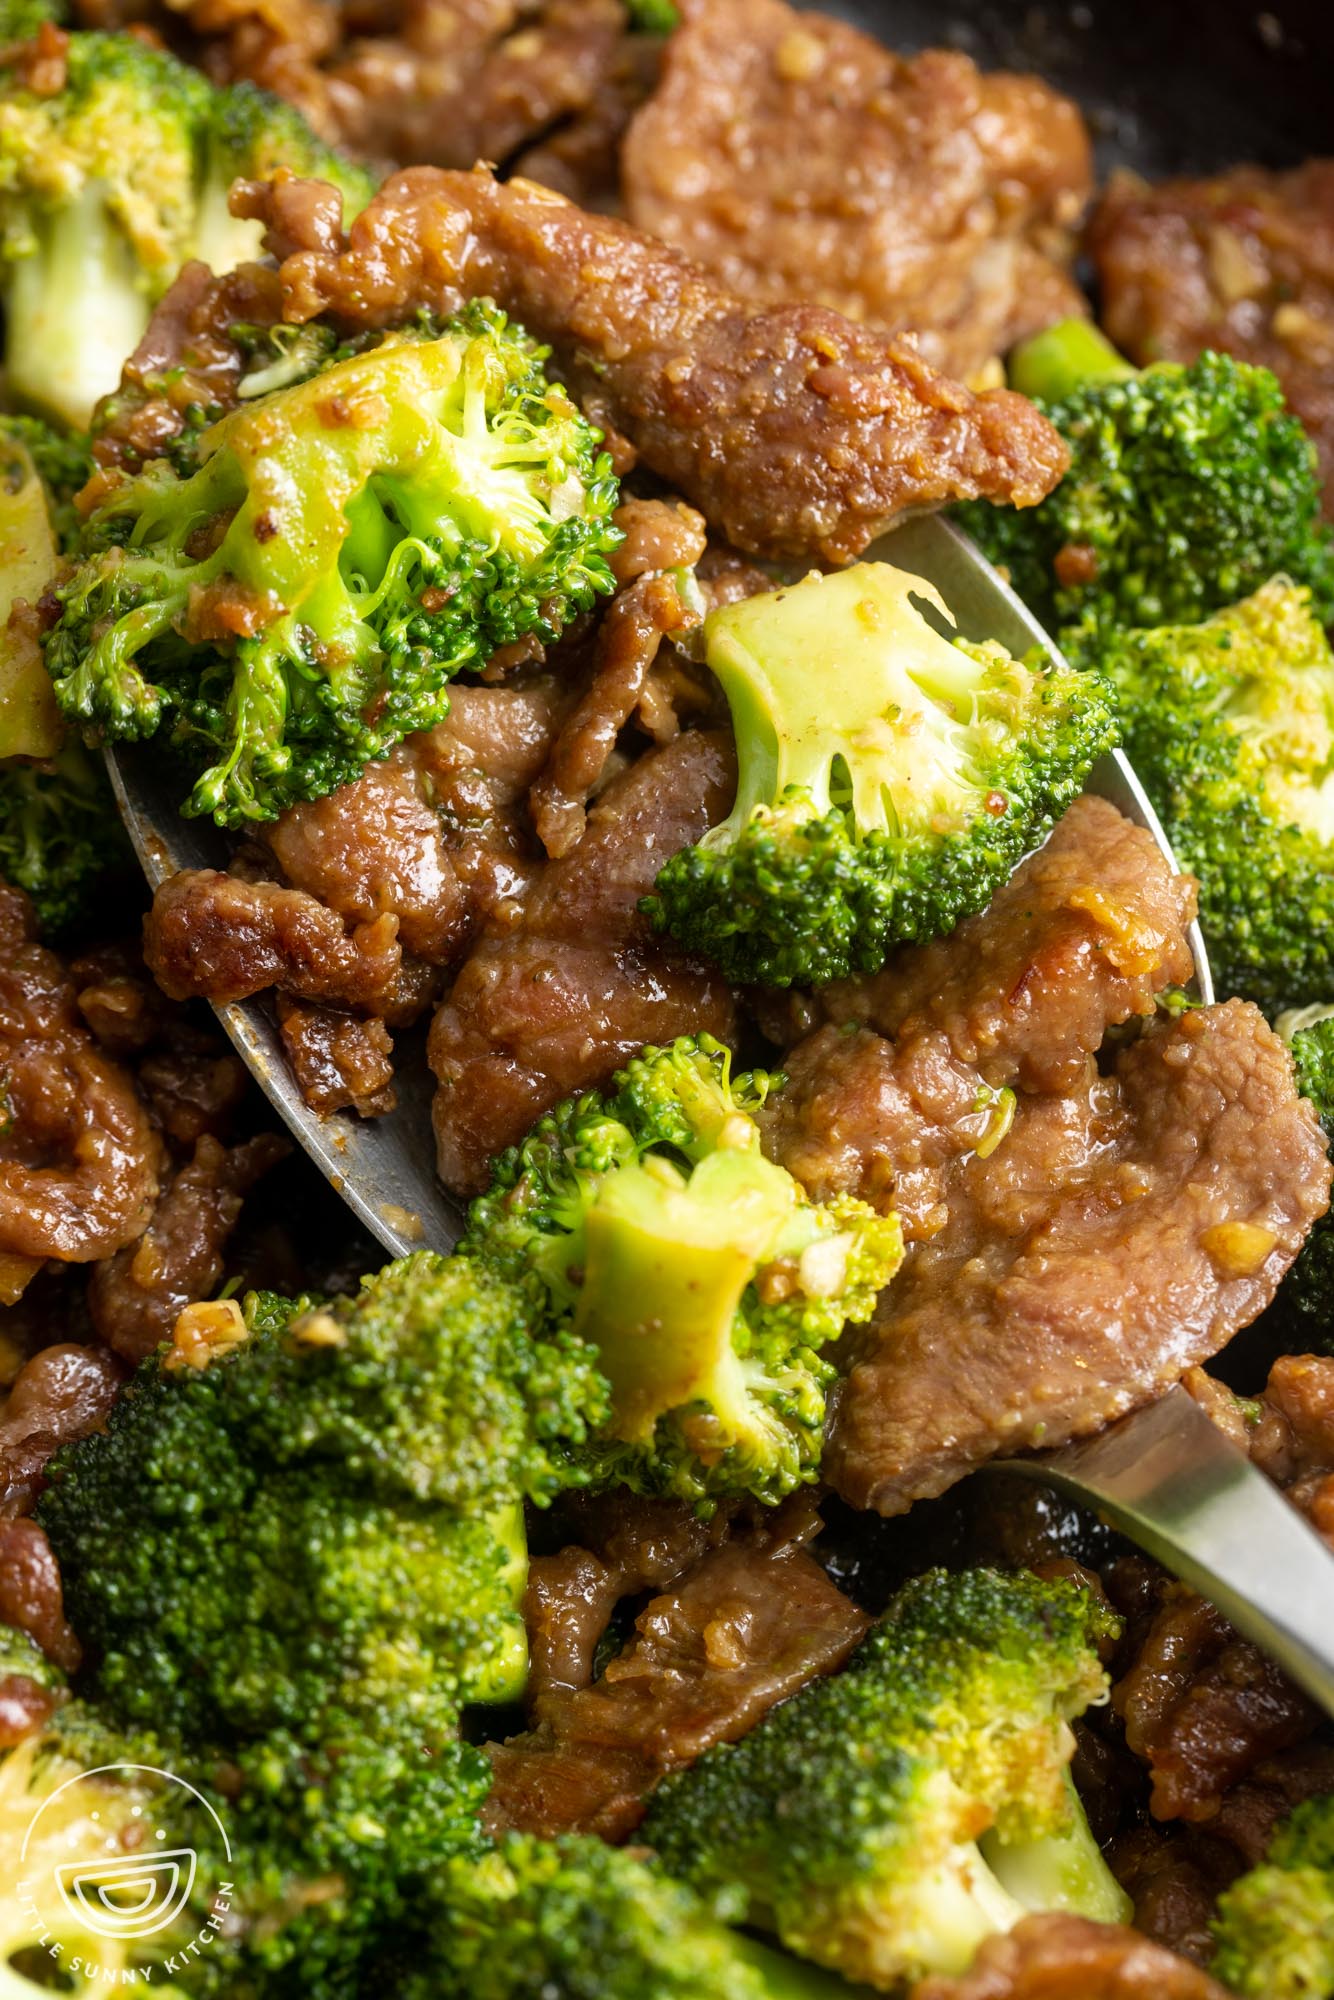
(624, 0), (1091, 382)
(1090, 160), (1334, 513)
(0, 885), (160, 1264)
(242, 165), (1070, 562)
(911, 1913), (1231, 2000)
(429, 728), (738, 1194)
(761, 801), (1330, 1513)
(88, 1133), (288, 1364)
(485, 1502), (869, 1841)
(0, 1344), (125, 1518)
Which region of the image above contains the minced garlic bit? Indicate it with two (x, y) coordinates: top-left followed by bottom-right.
(166, 1297), (249, 1372)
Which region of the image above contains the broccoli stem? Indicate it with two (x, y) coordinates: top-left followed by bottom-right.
(1007, 318), (1137, 404)
(572, 1148), (799, 1444)
(6, 186), (150, 429)
(980, 1772), (1132, 1926)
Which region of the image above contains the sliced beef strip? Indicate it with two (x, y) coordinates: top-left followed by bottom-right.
(530, 570), (699, 860)
(238, 165), (1071, 563)
(87, 1133), (289, 1365)
(0, 1344), (125, 1518)
(1089, 160), (1334, 513)
(485, 1501), (869, 1842)
(910, 1912), (1232, 2000)
(1113, 1583), (1317, 1825)
(277, 998), (397, 1117)
(0, 884), (161, 1264)
(623, 0), (1091, 383)
(263, 744), (472, 967)
(813, 793), (1200, 1096)
(428, 728), (739, 1196)
(758, 797), (1328, 1515)
(143, 869), (403, 1011)
(0, 1519), (81, 1673)
(822, 999), (1329, 1515)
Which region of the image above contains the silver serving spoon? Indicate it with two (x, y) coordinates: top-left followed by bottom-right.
(108, 512), (1334, 1714)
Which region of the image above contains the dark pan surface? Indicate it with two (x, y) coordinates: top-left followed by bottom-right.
(827, 1), (1332, 179)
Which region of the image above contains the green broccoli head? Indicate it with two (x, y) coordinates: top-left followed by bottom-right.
(644, 1567), (1129, 1992)
(0, 29), (373, 429)
(646, 561), (1117, 987)
(1266, 1009), (1334, 1348)
(464, 1034), (904, 1507)
(1102, 576), (1334, 1013)
(959, 320), (1334, 652)
(48, 307), (622, 823)
(0, 1699), (491, 2000)
(235, 1251), (610, 1510)
(1211, 1794), (1334, 2000)
(35, 1253), (603, 1744)
(0, 739), (132, 935)
(411, 1835), (852, 2000)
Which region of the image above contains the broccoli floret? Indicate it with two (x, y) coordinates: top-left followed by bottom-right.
(1101, 577), (1334, 1012)
(464, 1034), (904, 1507)
(0, 30), (374, 428)
(47, 308), (623, 823)
(0, 411), (91, 550)
(410, 1836), (855, 2000)
(645, 561), (1117, 987)
(958, 319), (1334, 654)
(1265, 1009), (1334, 1350)
(0, 0), (61, 40)
(0, 1700), (490, 2000)
(0, 738), (131, 934)
(1211, 1794), (1334, 1999)
(644, 1567), (1130, 1991)
(624, 0), (680, 29)
(37, 1253), (602, 1743)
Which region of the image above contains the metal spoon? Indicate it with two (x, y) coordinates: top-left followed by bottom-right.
(108, 512), (1334, 1713)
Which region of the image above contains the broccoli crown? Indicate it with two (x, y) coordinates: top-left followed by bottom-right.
(0, 0), (61, 39)
(0, 29), (373, 428)
(409, 1836), (842, 2000)
(464, 1034), (904, 1507)
(234, 1251), (609, 1509)
(1211, 1794), (1334, 2000)
(1267, 1010), (1334, 1348)
(0, 1701), (491, 2000)
(644, 1567), (1127, 1990)
(958, 322), (1334, 650)
(0, 410), (91, 548)
(1102, 576), (1334, 1013)
(48, 307), (622, 823)
(35, 1253), (597, 1746)
(0, 739), (132, 935)
(647, 561), (1117, 987)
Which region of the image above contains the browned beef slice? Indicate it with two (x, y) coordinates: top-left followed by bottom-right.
(815, 793), (1199, 1095)
(623, 0), (1091, 382)
(144, 869), (402, 1010)
(277, 998), (397, 1117)
(530, 570), (700, 859)
(910, 1913), (1231, 2000)
(0, 1519), (80, 1672)
(428, 729), (738, 1195)
(1108, 1825), (1239, 1968)
(88, 1133), (288, 1364)
(1113, 1584), (1318, 1824)
(1089, 160), (1334, 513)
(0, 1344), (125, 1518)
(0, 884), (160, 1264)
(1186, 1352), (1334, 1544)
(485, 1506), (869, 1840)
(243, 165), (1070, 562)
(822, 999), (1329, 1514)
(264, 745), (471, 966)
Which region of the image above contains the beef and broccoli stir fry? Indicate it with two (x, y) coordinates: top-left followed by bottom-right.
(2, 2), (1334, 1996)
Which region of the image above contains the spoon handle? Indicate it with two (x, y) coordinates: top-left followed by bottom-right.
(997, 1385), (1334, 1718)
